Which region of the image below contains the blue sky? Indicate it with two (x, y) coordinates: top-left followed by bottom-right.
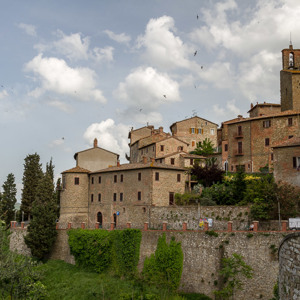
(0, 0), (298, 201)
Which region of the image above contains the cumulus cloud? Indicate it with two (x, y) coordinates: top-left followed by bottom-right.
(114, 66), (180, 123)
(93, 46), (114, 63)
(17, 23), (37, 37)
(25, 54), (106, 103)
(212, 99), (241, 120)
(136, 16), (193, 70)
(83, 119), (130, 160)
(104, 30), (131, 44)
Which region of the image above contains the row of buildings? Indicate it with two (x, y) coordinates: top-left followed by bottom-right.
(59, 44), (300, 229)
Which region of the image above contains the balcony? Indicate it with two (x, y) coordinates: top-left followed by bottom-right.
(233, 150), (244, 156)
(234, 132), (243, 139)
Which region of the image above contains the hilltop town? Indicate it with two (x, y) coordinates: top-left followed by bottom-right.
(59, 44), (300, 230)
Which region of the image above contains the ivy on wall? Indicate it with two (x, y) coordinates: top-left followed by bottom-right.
(67, 229), (141, 277)
(142, 234), (183, 291)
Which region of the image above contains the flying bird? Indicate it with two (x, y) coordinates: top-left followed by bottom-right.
(201, 66), (203, 69)
(163, 95), (167, 98)
(139, 108), (142, 112)
(194, 51), (197, 56)
(197, 14), (199, 19)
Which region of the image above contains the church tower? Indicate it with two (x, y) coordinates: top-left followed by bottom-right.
(280, 43), (300, 111)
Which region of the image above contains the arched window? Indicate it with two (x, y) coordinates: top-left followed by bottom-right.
(289, 52), (294, 68)
(97, 212), (103, 228)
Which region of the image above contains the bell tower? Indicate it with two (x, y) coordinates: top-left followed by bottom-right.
(280, 43), (300, 111)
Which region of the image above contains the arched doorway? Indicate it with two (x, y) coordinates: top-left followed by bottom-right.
(113, 213), (117, 228)
(97, 212), (103, 228)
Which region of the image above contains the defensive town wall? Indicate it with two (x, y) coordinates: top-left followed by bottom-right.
(10, 219), (291, 300)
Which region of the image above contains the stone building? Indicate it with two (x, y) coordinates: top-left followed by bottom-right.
(220, 44), (300, 174)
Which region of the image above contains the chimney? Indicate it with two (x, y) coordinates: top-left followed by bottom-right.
(237, 115), (243, 119)
(142, 156), (147, 164)
(117, 161), (120, 167)
(250, 103), (253, 109)
(159, 126), (163, 133)
(94, 138), (98, 148)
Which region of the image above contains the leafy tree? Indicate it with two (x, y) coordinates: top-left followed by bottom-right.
(25, 171), (57, 260)
(231, 168), (247, 204)
(191, 162), (224, 187)
(214, 253), (253, 300)
(0, 173), (17, 226)
(20, 153), (43, 221)
(190, 138), (215, 156)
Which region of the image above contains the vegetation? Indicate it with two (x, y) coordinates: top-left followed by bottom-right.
(0, 173), (17, 226)
(143, 234), (183, 292)
(20, 153), (43, 221)
(214, 253), (253, 300)
(25, 165), (58, 260)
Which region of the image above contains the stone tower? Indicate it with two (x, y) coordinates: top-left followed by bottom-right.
(280, 44), (300, 111)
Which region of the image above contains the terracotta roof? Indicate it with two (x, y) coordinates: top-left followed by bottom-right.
(169, 116), (218, 130)
(224, 110), (300, 125)
(138, 135), (188, 149)
(128, 125), (153, 139)
(180, 153), (206, 159)
(272, 136), (300, 148)
(247, 102), (281, 113)
(62, 166), (90, 174)
(90, 162), (185, 174)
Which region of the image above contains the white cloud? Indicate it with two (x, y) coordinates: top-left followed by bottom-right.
(93, 46), (114, 63)
(104, 30), (131, 44)
(0, 90), (8, 99)
(17, 23), (37, 37)
(53, 30), (90, 60)
(83, 119), (130, 161)
(25, 54), (106, 103)
(212, 99), (241, 120)
(114, 66), (180, 123)
(49, 138), (65, 147)
(136, 15), (193, 70)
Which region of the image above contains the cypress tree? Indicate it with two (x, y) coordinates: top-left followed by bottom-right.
(24, 170), (57, 260)
(20, 153), (43, 221)
(0, 173), (17, 225)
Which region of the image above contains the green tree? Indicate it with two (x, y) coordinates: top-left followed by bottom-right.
(25, 171), (57, 260)
(20, 153), (43, 221)
(231, 168), (247, 204)
(215, 253), (253, 300)
(190, 138), (215, 156)
(0, 173), (17, 226)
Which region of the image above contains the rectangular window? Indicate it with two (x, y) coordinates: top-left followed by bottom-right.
(293, 157), (300, 169)
(155, 172), (159, 181)
(271, 153), (274, 161)
(98, 176), (101, 184)
(91, 194), (94, 203)
(138, 172), (141, 181)
(190, 159), (193, 165)
(160, 159), (163, 163)
(177, 174), (181, 182)
(98, 193), (101, 202)
(288, 117), (293, 126)
(169, 192), (174, 205)
(238, 125), (242, 136)
(138, 191), (141, 200)
(113, 193), (117, 201)
(263, 120), (271, 128)
(191, 128), (195, 134)
(91, 177), (94, 184)
(224, 144), (228, 152)
(120, 193), (123, 202)
(238, 142), (243, 154)
(265, 138), (270, 146)
(171, 158), (175, 165)
(160, 145), (164, 151)
(120, 174), (123, 182)
(114, 175), (117, 183)
(198, 128), (203, 134)
(74, 177), (79, 185)
(210, 128), (215, 135)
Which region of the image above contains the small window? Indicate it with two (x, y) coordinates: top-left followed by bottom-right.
(289, 135), (294, 139)
(198, 128), (203, 134)
(74, 177), (79, 185)
(98, 193), (101, 202)
(177, 174), (181, 182)
(138, 172), (141, 181)
(293, 157), (300, 169)
(288, 117), (293, 126)
(91, 194), (94, 203)
(271, 153), (274, 161)
(160, 159), (163, 163)
(210, 128), (215, 135)
(171, 158), (175, 165)
(91, 177), (94, 184)
(238, 142), (243, 154)
(120, 174), (123, 182)
(265, 138), (270, 146)
(224, 144), (228, 152)
(169, 192), (174, 205)
(114, 175), (117, 183)
(155, 172), (159, 181)
(160, 145), (164, 151)
(138, 191), (141, 200)
(190, 159), (193, 165)
(120, 193), (123, 202)
(143, 207), (146, 213)
(263, 120), (271, 128)
(113, 193), (117, 202)
(98, 176), (101, 184)
(238, 126), (242, 136)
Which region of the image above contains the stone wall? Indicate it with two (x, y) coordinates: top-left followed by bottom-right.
(279, 232), (300, 299)
(10, 226), (286, 299)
